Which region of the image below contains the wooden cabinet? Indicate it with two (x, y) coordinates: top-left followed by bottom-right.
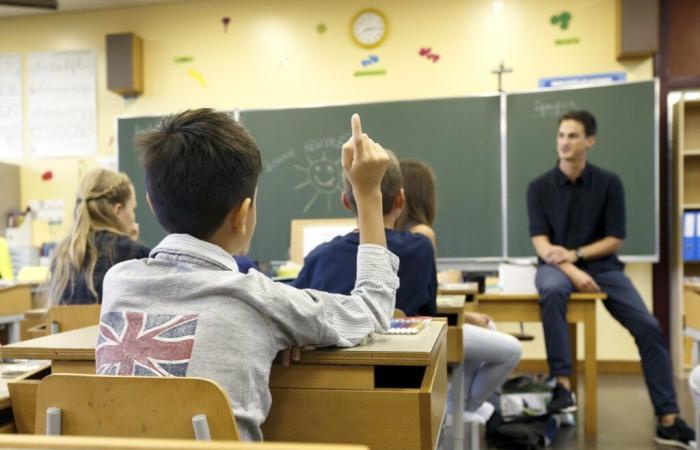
(672, 95), (700, 369)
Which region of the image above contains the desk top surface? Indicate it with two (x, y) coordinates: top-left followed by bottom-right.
(477, 292), (607, 301)
(437, 283), (479, 296)
(0, 283), (34, 292)
(685, 282), (700, 294)
(0, 321), (447, 366)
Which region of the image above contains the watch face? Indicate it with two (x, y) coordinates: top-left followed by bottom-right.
(352, 10), (386, 48)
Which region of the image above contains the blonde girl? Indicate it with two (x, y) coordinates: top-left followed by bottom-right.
(48, 168), (150, 305)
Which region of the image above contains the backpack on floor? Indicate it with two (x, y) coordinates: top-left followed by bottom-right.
(485, 375), (560, 449)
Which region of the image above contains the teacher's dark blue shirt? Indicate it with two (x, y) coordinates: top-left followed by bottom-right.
(527, 163), (626, 275)
(294, 229), (437, 316)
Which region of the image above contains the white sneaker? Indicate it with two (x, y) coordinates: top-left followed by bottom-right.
(463, 402), (495, 424)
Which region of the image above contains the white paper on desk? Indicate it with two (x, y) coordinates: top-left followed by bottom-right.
(439, 282), (479, 293)
(302, 225), (356, 258)
(498, 262), (537, 293)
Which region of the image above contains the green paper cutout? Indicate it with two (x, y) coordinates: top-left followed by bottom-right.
(354, 69), (386, 77)
(550, 11), (572, 30)
(555, 37), (580, 46)
(174, 56), (193, 64)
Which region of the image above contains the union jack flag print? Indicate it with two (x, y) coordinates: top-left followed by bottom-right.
(96, 311), (199, 377)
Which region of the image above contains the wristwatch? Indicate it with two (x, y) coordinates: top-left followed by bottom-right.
(575, 248), (585, 261)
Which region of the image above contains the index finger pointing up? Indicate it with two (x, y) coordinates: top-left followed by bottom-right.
(351, 113), (363, 144)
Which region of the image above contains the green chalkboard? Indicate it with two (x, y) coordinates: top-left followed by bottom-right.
(117, 82), (657, 262)
(506, 80), (657, 259)
(117, 115), (166, 250)
(240, 96), (502, 261)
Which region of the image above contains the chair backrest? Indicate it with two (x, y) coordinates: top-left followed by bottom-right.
(35, 374), (239, 440)
(48, 305), (101, 333)
(27, 305), (102, 339)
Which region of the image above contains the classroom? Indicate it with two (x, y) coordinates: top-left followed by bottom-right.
(0, 0), (698, 449)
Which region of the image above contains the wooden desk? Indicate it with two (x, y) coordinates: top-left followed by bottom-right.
(1, 322), (448, 450)
(474, 292), (606, 438)
(0, 284), (33, 343)
(435, 285), (478, 450)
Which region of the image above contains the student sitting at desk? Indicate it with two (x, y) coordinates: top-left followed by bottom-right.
(96, 110), (399, 441)
(47, 168), (150, 305)
(293, 151), (437, 317)
(396, 158), (522, 424)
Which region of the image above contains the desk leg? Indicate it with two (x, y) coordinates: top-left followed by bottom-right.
(453, 361), (465, 450)
(569, 323), (578, 394)
(584, 304), (597, 438)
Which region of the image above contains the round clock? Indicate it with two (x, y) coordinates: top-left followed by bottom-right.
(350, 8), (388, 49)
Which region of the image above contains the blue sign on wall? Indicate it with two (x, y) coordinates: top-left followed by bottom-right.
(538, 72), (626, 88)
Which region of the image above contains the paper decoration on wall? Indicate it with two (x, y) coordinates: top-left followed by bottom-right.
(41, 170), (52, 181)
(555, 38), (580, 46)
(28, 199), (65, 224)
(419, 47), (440, 63)
(362, 55), (379, 67)
(316, 23), (327, 34)
(174, 56), (193, 64)
(28, 50), (97, 157)
(187, 68), (207, 87)
(222, 17), (231, 32)
(353, 69), (386, 77)
(550, 11), (572, 30)
(0, 54), (23, 160)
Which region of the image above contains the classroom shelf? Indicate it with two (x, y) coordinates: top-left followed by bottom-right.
(674, 94), (700, 369)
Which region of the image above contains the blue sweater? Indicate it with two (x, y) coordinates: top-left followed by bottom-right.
(294, 229), (437, 316)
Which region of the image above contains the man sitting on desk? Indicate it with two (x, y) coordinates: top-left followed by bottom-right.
(294, 150), (437, 317)
(527, 110), (694, 448)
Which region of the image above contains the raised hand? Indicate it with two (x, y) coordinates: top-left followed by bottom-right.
(341, 113), (389, 196)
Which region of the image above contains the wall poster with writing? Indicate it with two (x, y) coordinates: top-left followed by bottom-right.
(28, 50), (97, 157)
(0, 54), (23, 160)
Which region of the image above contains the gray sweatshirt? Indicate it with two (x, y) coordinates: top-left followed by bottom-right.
(96, 233), (399, 441)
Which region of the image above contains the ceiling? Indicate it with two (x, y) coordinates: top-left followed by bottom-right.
(0, 0), (190, 18)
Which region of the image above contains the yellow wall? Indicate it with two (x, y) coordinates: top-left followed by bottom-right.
(0, 0), (654, 361)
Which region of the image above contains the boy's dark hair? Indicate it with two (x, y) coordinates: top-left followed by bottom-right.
(343, 149), (402, 216)
(558, 110), (597, 136)
(138, 108), (262, 240)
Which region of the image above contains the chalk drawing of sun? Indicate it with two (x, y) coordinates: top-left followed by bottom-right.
(294, 152), (343, 213)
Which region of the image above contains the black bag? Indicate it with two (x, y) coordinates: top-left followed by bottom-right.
(485, 410), (557, 450)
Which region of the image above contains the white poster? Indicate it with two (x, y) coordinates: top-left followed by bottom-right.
(0, 55), (23, 160)
(28, 50), (96, 157)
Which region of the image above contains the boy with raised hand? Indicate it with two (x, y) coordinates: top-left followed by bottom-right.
(96, 110), (399, 441)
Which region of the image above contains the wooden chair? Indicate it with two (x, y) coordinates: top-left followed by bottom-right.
(35, 374), (239, 440)
(0, 434), (370, 449)
(27, 305), (101, 339)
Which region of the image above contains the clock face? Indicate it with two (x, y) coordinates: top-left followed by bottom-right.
(351, 9), (387, 48)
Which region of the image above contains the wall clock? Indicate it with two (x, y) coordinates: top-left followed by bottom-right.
(350, 8), (388, 49)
